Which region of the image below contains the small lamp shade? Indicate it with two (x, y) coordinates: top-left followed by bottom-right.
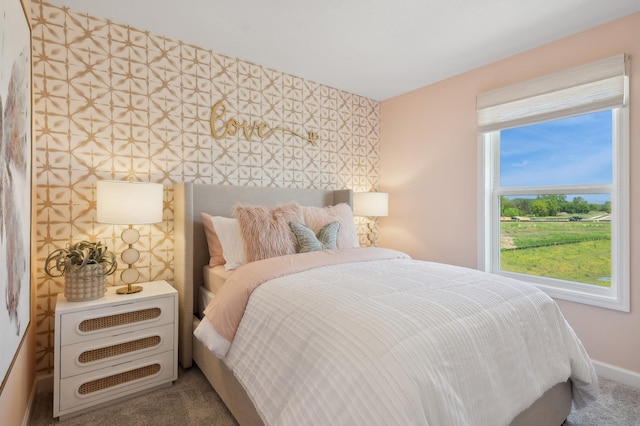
(97, 181), (163, 225)
(96, 180), (163, 295)
(353, 192), (389, 217)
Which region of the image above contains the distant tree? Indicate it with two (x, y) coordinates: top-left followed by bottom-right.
(504, 195), (609, 217)
(539, 194), (567, 203)
(500, 196), (521, 217)
(503, 207), (520, 217)
(500, 196), (509, 216)
(531, 199), (549, 217)
(562, 202), (576, 214)
(535, 195), (559, 216)
(572, 196), (590, 214)
(513, 198), (533, 215)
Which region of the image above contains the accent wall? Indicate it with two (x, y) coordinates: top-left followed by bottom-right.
(31, 0), (381, 374)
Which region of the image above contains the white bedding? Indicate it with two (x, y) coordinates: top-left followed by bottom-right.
(198, 286), (214, 315)
(202, 264), (231, 293)
(198, 265), (231, 314)
(218, 257), (597, 426)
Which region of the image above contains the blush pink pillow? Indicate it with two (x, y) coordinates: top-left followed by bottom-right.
(234, 203), (304, 263)
(201, 212), (226, 267)
(302, 203), (359, 249)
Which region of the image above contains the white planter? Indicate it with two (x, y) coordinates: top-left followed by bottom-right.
(64, 263), (107, 302)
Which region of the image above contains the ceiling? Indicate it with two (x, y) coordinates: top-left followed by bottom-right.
(48, 0), (640, 101)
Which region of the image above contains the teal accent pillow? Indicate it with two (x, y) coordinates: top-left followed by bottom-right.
(289, 221), (340, 253)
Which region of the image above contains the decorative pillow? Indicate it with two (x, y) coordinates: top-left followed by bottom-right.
(234, 203), (304, 262)
(302, 203), (359, 248)
(290, 221), (340, 253)
(201, 212), (226, 267)
(210, 216), (247, 270)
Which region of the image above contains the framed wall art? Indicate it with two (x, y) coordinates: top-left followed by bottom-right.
(0, 0), (32, 391)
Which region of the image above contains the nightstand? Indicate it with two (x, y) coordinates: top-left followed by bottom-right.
(53, 280), (178, 419)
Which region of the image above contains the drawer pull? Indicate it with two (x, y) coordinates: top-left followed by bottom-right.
(79, 308), (162, 332)
(78, 364), (161, 395)
(78, 336), (162, 363)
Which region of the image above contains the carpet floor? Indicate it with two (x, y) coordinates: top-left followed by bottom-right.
(29, 367), (640, 425)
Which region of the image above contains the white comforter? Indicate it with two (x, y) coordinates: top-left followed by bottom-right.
(214, 255), (598, 425)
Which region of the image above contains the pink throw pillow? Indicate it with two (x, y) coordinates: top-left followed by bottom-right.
(234, 203), (304, 263)
(302, 203), (359, 249)
(201, 212), (226, 267)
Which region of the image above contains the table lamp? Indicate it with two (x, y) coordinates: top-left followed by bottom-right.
(353, 192), (389, 247)
(97, 180), (163, 294)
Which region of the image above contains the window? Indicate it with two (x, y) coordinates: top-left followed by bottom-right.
(477, 55), (629, 311)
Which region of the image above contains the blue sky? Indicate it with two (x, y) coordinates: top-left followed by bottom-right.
(500, 110), (612, 203)
(500, 110), (612, 186)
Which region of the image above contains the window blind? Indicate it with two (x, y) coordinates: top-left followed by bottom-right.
(477, 54), (628, 133)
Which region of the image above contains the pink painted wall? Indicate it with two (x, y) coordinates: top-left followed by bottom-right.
(380, 12), (640, 373)
(0, 2), (37, 424)
(0, 330), (35, 425)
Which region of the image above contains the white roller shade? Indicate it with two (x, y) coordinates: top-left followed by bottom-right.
(477, 54), (629, 133)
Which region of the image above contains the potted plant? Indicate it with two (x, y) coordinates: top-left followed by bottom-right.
(44, 240), (117, 301)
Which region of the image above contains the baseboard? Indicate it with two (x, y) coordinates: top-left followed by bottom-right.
(21, 378), (38, 426)
(22, 374), (53, 426)
(592, 359), (640, 389)
(36, 374), (53, 393)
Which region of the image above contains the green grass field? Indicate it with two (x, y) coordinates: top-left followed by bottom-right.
(500, 221), (611, 287)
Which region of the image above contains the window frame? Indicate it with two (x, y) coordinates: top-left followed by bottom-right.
(478, 106), (629, 311)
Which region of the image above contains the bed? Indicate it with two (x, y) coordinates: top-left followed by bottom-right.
(173, 182), (597, 426)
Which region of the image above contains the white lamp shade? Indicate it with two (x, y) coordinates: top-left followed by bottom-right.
(97, 180), (163, 224)
(353, 192), (389, 217)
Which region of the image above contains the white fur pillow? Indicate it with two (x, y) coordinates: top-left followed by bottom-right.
(234, 203), (304, 263)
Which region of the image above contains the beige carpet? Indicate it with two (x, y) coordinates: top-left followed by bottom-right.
(29, 367), (238, 426)
(29, 367), (639, 425)
(566, 376), (640, 426)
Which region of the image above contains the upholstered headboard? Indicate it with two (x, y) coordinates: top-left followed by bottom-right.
(173, 183), (352, 368)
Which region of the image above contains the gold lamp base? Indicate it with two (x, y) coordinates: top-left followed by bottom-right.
(366, 216), (379, 247)
(116, 247), (143, 295)
(116, 285), (143, 294)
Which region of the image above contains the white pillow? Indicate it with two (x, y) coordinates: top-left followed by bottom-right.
(210, 216), (246, 270)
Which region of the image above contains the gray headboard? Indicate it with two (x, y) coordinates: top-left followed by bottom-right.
(173, 183), (352, 367)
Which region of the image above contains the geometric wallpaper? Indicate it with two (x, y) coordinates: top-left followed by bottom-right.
(31, 0), (380, 373)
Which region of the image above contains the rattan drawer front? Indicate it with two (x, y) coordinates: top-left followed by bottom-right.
(60, 297), (174, 345)
(58, 350), (175, 413)
(60, 323), (174, 379)
(79, 308), (161, 332)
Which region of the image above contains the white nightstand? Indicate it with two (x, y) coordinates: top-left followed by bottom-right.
(53, 280), (178, 419)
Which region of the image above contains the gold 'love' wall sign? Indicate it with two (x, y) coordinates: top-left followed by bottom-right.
(210, 101), (320, 146)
